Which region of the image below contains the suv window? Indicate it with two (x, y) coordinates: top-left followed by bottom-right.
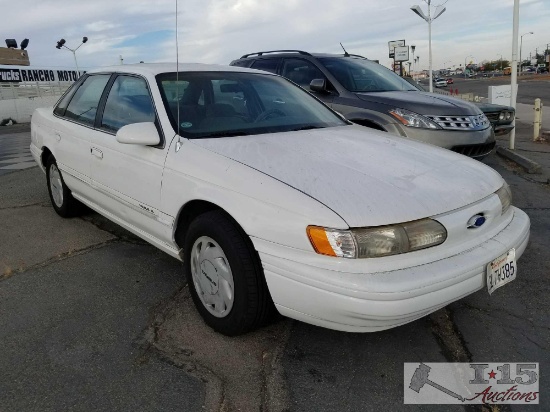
(232, 60), (253, 68)
(64, 75), (110, 126)
(319, 57), (417, 92)
(100, 75), (155, 133)
(250, 58), (281, 74)
(282, 59), (325, 89)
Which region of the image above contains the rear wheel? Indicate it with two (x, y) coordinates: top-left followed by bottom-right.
(45, 156), (83, 217)
(183, 210), (275, 336)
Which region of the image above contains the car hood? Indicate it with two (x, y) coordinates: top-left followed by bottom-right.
(475, 102), (514, 113)
(354, 91), (482, 116)
(191, 126), (503, 227)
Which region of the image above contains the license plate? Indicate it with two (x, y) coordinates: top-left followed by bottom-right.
(487, 248), (516, 295)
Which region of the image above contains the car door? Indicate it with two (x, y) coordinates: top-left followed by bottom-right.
(281, 58), (334, 105)
(53, 74), (110, 194)
(89, 74), (169, 240)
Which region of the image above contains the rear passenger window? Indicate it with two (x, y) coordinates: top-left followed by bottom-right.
(64, 75), (110, 126)
(251, 59), (281, 74)
(100, 76), (155, 133)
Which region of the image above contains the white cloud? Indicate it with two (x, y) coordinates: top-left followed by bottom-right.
(1, 0), (548, 71)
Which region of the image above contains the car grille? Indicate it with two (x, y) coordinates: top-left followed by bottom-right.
(426, 114), (491, 131)
(451, 142), (496, 158)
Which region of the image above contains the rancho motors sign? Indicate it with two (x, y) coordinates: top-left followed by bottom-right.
(0, 65), (86, 83)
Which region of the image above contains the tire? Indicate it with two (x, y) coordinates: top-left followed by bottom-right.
(183, 210), (275, 336)
(45, 156), (83, 218)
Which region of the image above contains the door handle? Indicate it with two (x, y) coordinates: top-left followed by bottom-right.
(91, 147), (103, 159)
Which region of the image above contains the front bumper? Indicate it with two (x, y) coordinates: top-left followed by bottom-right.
(493, 123), (514, 136)
(396, 124), (496, 159)
(254, 208), (530, 332)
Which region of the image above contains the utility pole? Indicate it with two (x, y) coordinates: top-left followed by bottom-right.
(509, 0), (519, 150)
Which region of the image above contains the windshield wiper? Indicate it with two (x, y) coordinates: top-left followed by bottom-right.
(193, 131), (249, 139)
(290, 125), (326, 131)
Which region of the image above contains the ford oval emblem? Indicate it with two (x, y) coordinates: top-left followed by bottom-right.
(467, 214), (486, 229)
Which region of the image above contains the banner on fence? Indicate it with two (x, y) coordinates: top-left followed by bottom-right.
(0, 65), (85, 83)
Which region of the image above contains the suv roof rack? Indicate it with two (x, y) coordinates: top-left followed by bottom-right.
(240, 50), (312, 59)
(346, 53), (367, 59)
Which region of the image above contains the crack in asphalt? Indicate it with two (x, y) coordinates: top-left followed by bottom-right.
(460, 301), (549, 331)
(0, 239), (121, 281)
(429, 308), (514, 412)
(0, 202), (51, 210)
(139, 285), (224, 411)
(140, 284), (292, 412)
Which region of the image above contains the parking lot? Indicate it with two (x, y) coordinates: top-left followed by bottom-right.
(0, 124), (548, 411)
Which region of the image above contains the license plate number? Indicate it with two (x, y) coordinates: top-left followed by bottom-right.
(487, 248), (516, 295)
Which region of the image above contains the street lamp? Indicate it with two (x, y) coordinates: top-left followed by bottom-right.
(519, 31), (533, 74)
(442, 60), (450, 74)
(464, 55), (474, 78)
(55, 36), (88, 76)
(411, 1), (447, 93)
(411, 45), (416, 74)
(497, 54), (503, 71)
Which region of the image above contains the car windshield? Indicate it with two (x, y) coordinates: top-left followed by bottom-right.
(319, 57), (418, 93)
(156, 71), (347, 138)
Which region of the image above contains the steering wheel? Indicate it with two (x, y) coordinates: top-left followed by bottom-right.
(255, 109), (286, 123)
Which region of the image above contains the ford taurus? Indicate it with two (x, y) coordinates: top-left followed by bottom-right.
(30, 63), (530, 336)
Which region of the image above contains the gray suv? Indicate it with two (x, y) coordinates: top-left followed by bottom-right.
(230, 50), (495, 159)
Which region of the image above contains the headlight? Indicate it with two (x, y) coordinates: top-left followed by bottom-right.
(389, 108), (440, 129)
(307, 219), (447, 259)
(495, 182), (512, 214)
(505, 111), (513, 120)
(499, 112), (505, 120)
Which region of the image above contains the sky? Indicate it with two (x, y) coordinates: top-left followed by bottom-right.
(2, 0), (549, 71)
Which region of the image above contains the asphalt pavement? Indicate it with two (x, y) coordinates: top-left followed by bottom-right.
(0, 126), (548, 411)
(440, 75), (550, 106)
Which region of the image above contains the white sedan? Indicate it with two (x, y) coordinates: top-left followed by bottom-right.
(30, 64), (530, 336)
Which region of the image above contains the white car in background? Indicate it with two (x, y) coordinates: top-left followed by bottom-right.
(30, 64), (530, 335)
(434, 77), (448, 87)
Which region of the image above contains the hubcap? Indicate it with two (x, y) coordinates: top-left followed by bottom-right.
(190, 236), (234, 318)
(49, 164), (64, 208)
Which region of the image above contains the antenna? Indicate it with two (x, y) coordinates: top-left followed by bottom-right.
(175, 0), (182, 152)
(340, 42), (350, 57)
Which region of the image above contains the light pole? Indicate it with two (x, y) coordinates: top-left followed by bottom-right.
(519, 31), (533, 74)
(442, 60), (450, 75)
(411, 45), (416, 75)
(411, 1), (447, 93)
(464, 55), (474, 78)
(56, 36), (88, 76)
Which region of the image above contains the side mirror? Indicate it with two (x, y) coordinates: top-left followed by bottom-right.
(309, 78), (329, 93)
(116, 122), (160, 146)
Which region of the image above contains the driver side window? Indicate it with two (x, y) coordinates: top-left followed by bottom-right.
(100, 75), (155, 133)
(282, 59), (325, 89)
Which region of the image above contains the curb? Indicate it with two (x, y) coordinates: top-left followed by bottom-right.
(496, 146), (542, 174)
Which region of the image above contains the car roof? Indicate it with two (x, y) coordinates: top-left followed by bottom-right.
(87, 62), (275, 77)
(237, 51), (368, 60)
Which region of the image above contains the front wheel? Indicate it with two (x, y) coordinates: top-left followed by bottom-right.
(45, 156), (83, 218)
(183, 210), (275, 336)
